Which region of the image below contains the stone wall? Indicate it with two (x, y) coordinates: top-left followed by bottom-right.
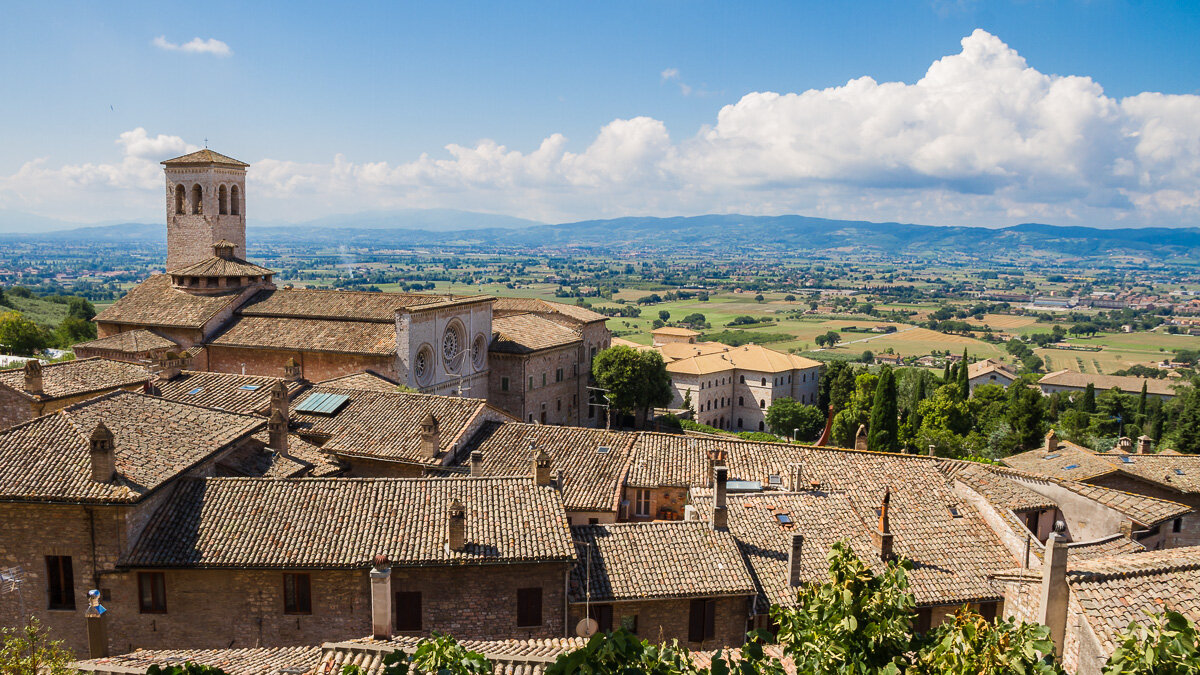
(206, 346), (396, 382)
(0, 382), (149, 430)
(164, 166), (247, 271)
(568, 595), (751, 649)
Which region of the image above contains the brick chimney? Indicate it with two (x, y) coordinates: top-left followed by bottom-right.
(420, 413), (440, 459)
(23, 360), (42, 395)
(1038, 524), (1069, 656)
(1044, 429), (1059, 453)
(154, 351), (184, 382)
(1116, 436), (1133, 452)
(268, 409), (289, 456)
(89, 422), (116, 482)
(448, 499), (466, 552)
(283, 357), (303, 381)
(269, 380), (288, 419)
(1137, 435), (1153, 455)
(854, 424), (868, 451)
(873, 488), (894, 561)
(712, 465), (729, 530)
(369, 554), (392, 639)
(470, 450), (484, 477)
(533, 444), (552, 486)
(787, 533), (804, 587)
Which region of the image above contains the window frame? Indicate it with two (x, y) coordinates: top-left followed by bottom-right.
(634, 489), (651, 517)
(516, 587), (543, 627)
(394, 590), (422, 631)
(138, 572), (168, 614)
(283, 572), (312, 615)
(45, 555), (75, 611)
(687, 598), (716, 642)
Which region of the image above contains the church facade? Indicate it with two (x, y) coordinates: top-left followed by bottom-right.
(81, 150), (609, 423)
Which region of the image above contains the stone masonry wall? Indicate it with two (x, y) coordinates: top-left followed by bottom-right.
(568, 595), (751, 649)
(206, 346), (396, 382)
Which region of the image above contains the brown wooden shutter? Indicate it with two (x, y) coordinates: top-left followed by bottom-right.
(517, 587), (542, 626)
(394, 591), (422, 631)
(688, 599), (705, 642)
(704, 598), (716, 640)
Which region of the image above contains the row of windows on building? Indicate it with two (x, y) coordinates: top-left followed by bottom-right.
(584, 598), (717, 643)
(697, 372), (811, 390)
(700, 396), (769, 412)
(173, 183), (241, 216)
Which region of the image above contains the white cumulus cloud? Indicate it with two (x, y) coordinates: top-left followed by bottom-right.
(152, 36), (232, 57)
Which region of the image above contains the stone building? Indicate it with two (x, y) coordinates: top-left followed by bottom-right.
(967, 358), (1018, 393)
(1037, 370), (1178, 400)
(0, 358), (150, 429)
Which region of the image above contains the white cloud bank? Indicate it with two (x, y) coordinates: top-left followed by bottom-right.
(4, 30), (1199, 227)
(152, 36), (232, 57)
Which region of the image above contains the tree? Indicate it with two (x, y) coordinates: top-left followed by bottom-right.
(815, 334), (828, 348)
(339, 634), (493, 675)
(957, 349), (970, 398)
(868, 367), (900, 452)
(911, 609), (1062, 675)
(766, 398), (825, 441)
(0, 311), (49, 356)
(1080, 383), (1097, 413)
(659, 310), (671, 322)
(546, 629), (702, 675)
(942, 361), (952, 383)
(67, 296), (97, 321)
(1167, 386), (1200, 454)
(55, 316), (96, 345)
(592, 346), (674, 428)
(824, 331), (842, 348)
(1006, 382), (1046, 450)
(1102, 610), (1200, 675)
(0, 617), (75, 675)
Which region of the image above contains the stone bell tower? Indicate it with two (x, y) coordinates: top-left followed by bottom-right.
(162, 149), (249, 270)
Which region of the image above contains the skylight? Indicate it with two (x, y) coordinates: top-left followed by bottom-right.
(186, 387), (202, 395)
(948, 506), (962, 517)
(775, 513), (793, 525)
(1064, 464), (1079, 470)
(767, 474), (782, 485)
(1044, 453), (1061, 460)
(1121, 456), (1135, 464)
(597, 446), (611, 454)
(294, 392), (351, 415)
(239, 384), (260, 391)
(1175, 469), (1186, 476)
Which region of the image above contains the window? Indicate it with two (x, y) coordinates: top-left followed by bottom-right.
(283, 573), (311, 614)
(634, 489), (651, 517)
(620, 613), (638, 633)
(761, 378), (766, 386)
(174, 184), (185, 214)
(218, 184), (229, 215)
(1174, 518), (1183, 533)
(542, 373), (547, 386)
(557, 399), (561, 411)
(501, 377), (510, 392)
(529, 376), (535, 389)
(979, 602), (997, 622)
(138, 572), (167, 613)
(556, 368), (563, 382)
(588, 518), (600, 525)
(589, 604), (613, 632)
(190, 184), (203, 215)
(395, 591), (422, 631)
(517, 587), (542, 627)
(230, 184), (241, 215)
(739, 376), (745, 384)
(737, 418), (743, 429)
(738, 396), (744, 406)
(688, 599), (716, 642)
(774, 513), (792, 525)
(758, 421), (765, 431)
(915, 607), (933, 633)
(45, 556), (74, 610)
(759, 400), (765, 408)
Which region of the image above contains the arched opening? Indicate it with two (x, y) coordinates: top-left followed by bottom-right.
(738, 396), (744, 406)
(759, 400), (765, 408)
(174, 184), (185, 214)
(737, 418), (744, 429)
(190, 184), (203, 215)
(761, 378), (766, 386)
(218, 185), (229, 215)
(230, 185), (241, 215)
(758, 421), (765, 432)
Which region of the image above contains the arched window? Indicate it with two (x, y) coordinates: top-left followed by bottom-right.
(190, 184), (203, 215)
(761, 378), (766, 386)
(738, 396), (744, 406)
(174, 184), (185, 214)
(737, 418), (743, 429)
(218, 185), (229, 215)
(759, 399), (765, 408)
(758, 421), (765, 431)
(739, 375), (745, 384)
(230, 184), (241, 215)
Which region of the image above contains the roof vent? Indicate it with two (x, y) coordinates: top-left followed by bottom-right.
(23, 360), (42, 396)
(89, 422), (116, 482)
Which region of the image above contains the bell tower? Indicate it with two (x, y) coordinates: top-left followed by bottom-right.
(162, 149), (249, 270)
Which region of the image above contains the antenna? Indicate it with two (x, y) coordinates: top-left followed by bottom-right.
(0, 566), (27, 621)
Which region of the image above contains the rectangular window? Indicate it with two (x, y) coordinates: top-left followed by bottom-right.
(542, 373), (547, 386)
(138, 572), (167, 614)
(45, 556), (74, 610)
(529, 376), (534, 389)
(395, 591), (422, 631)
(517, 587), (543, 627)
(688, 598), (716, 642)
(1174, 518), (1184, 533)
(589, 604), (613, 632)
(501, 377), (510, 392)
(634, 489), (651, 517)
(556, 368), (563, 382)
(283, 573), (311, 614)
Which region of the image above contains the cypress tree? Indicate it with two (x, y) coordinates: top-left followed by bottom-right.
(867, 367), (900, 453)
(942, 360), (951, 382)
(1138, 381), (1148, 418)
(1081, 383), (1096, 413)
(957, 349), (970, 397)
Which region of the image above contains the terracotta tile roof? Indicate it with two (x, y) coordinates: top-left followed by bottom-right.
(967, 358), (1017, 380)
(491, 314), (581, 353)
(72, 329), (178, 354)
(168, 255), (274, 277)
(320, 636), (589, 675)
(209, 316), (398, 355)
(237, 288), (449, 322)
(122, 476), (575, 568)
(938, 461), (1056, 512)
(1066, 546), (1200, 657)
(75, 646), (320, 675)
(223, 432), (342, 478)
(458, 422), (635, 512)
(1048, 478), (1191, 527)
(1002, 441), (1120, 481)
(1100, 454), (1200, 495)
(656, 342), (731, 362)
(1038, 370), (1179, 397)
(94, 274), (244, 329)
(314, 371), (401, 392)
(292, 387), (496, 466)
(0, 357), (150, 401)
(569, 522), (755, 602)
(0, 391), (264, 503)
(492, 297), (606, 324)
(1065, 534), (1146, 561)
(1004, 441), (1200, 495)
(162, 149), (249, 167)
(665, 344), (821, 376)
(154, 370), (304, 414)
(626, 432), (715, 488)
(652, 326), (702, 337)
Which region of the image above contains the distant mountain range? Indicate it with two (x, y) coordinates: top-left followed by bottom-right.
(2, 209), (1196, 261)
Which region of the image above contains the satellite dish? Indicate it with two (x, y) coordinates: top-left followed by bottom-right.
(576, 617), (599, 637)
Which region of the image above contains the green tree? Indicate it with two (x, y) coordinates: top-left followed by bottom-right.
(1167, 386), (1200, 454)
(56, 316), (97, 345)
(592, 346), (674, 428)
(340, 633), (493, 675)
(67, 296), (97, 321)
(833, 372), (879, 447)
(1080, 383), (1097, 413)
(942, 361), (952, 383)
(766, 398), (825, 441)
(867, 367), (900, 452)
(912, 609), (1062, 675)
(957, 349), (970, 398)
(659, 310), (671, 322)
(0, 617), (75, 675)
(824, 331), (842, 348)
(1006, 382), (1047, 450)
(546, 630), (701, 675)
(1102, 610), (1200, 675)
(0, 311), (49, 356)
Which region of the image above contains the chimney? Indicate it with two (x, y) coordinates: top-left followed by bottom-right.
(85, 589), (107, 658)
(268, 409), (289, 456)
(1137, 435), (1153, 455)
(369, 555), (392, 639)
(533, 444), (552, 486)
(420, 413), (440, 459)
(448, 499), (466, 552)
(213, 240), (237, 260)
(712, 465), (729, 530)
(854, 424), (868, 451)
(874, 488), (894, 561)
(89, 422), (116, 482)
(23, 360), (42, 395)
(1116, 436), (1133, 452)
(787, 534), (804, 587)
(269, 380), (288, 419)
(927, 444), (936, 456)
(1038, 525), (1070, 656)
(283, 357), (303, 381)
(792, 463), (804, 491)
(470, 450), (484, 477)
(1044, 429), (1059, 453)
(815, 405), (834, 446)
(154, 351), (184, 382)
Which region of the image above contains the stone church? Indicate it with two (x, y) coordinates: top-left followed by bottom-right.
(78, 150), (610, 425)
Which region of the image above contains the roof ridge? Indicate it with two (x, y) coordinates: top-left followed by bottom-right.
(197, 474), (543, 484)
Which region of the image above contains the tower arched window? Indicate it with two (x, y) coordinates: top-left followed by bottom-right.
(230, 184), (241, 215)
(218, 185), (229, 215)
(174, 184), (185, 214)
(190, 184), (203, 215)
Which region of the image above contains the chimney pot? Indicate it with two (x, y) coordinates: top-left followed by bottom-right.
(268, 409), (289, 456)
(283, 357), (303, 381)
(874, 488), (894, 561)
(712, 465), (729, 530)
(1137, 435), (1153, 455)
(787, 534), (804, 587)
(470, 450), (484, 477)
(448, 498), (466, 552)
(269, 380), (289, 418)
(533, 444), (552, 486)
(369, 555), (392, 639)
(85, 589), (107, 658)
(23, 360), (42, 396)
(1045, 429), (1059, 453)
(420, 413), (440, 459)
(854, 424), (868, 451)
(89, 422), (116, 482)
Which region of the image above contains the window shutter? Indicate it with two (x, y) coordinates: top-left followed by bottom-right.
(517, 587), (542, 626)
(704, 599), (716, 640)
(688, 599), (705, 642)
(395, 591), (422, 631)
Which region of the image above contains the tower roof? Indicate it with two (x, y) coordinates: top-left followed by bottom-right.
(162, 149), (249, 168)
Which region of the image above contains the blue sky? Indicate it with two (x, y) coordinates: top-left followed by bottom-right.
(2, 0), (1199, 228)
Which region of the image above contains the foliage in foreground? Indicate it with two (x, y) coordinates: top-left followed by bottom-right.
(0, 618), (75, 675)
